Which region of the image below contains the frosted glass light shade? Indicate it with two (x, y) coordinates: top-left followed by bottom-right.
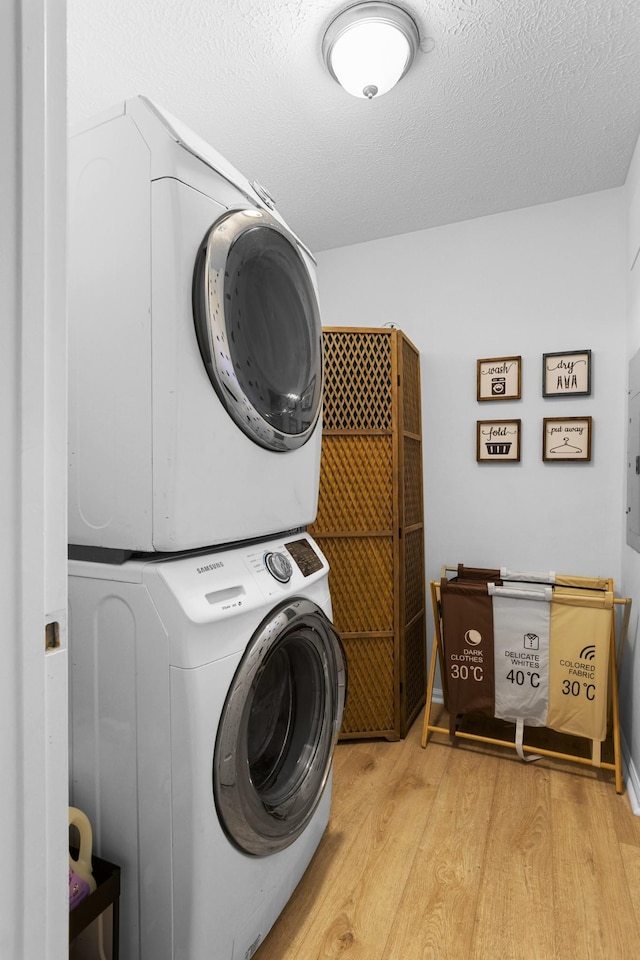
(323, 2), (419, 100)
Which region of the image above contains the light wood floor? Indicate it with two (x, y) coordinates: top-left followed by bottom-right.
(255, 706), (640, 960)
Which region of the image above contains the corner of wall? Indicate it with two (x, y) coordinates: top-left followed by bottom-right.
(627, 129), (640, 282)
(620, 126), (640, 816)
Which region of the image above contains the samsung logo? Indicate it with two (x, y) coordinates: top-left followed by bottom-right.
(197, 561), (224, 574)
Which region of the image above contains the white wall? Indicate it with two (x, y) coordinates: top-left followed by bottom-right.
(621, 132), (640, 813)
(317, 188), (628, 716)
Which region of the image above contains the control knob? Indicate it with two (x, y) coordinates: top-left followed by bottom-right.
(264, 551), (292, 583)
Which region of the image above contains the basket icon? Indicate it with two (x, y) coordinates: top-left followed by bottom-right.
(486, 442), (512, 455)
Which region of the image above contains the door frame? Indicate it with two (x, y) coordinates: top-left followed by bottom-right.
(0, 2), (68, 956)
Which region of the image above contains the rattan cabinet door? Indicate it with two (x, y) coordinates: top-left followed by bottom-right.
(309, 328), (426, 740)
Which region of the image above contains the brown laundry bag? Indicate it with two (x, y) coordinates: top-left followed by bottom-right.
(456, 564), (502, 582)
(440, 578), (495, 723)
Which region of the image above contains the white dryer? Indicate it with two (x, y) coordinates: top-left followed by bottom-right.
(68, 532), (346, 960)
(68, 96), (324, 555)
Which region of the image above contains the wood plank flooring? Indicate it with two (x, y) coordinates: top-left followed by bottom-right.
(255, 706), (640, 960)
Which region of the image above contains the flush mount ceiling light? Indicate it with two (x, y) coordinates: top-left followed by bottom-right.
(322, 1), (420, 100)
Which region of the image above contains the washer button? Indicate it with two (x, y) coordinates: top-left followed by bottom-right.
(265, 551), (293, 583)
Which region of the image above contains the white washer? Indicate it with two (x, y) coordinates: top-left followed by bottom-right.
(68, 532), (346, 960)
(68, 96), (324, 555)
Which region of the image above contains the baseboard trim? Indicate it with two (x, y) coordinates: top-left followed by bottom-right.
(622, 732), (640, 815)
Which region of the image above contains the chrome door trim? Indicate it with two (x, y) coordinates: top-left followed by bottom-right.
(193, 208), (322, 451)
(214, 597), (346, 856)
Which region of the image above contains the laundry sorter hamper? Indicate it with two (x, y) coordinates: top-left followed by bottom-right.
(421, 564), (632, 793)
(309, 327), (426, 739)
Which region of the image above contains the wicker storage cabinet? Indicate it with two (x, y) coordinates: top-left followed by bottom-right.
(309, 327), (426, 740)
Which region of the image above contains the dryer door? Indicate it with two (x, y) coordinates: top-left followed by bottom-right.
(214, 598), (347, 856)
(193, 209), (323, 452)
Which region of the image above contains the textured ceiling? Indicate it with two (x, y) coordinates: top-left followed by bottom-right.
(67, 0), (640, 253)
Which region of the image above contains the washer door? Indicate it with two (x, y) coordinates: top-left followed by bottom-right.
(214, 597), (347, 856)
(193, 209), (323, 452)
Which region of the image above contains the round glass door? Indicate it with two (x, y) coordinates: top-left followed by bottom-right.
(214, 598), (347, 856)
(193, 209), (323, 451)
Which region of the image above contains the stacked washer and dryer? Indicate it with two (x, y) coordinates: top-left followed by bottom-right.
(67, 96), (346, 960)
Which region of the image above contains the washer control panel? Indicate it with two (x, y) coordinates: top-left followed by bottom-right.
(264, 551), (293, 583)
(152, 533), (328, 625)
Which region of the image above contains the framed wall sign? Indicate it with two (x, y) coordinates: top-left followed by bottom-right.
(542, 349), (591, 397)
(543, 417), (592, 462)
(477, 419), (521, 462)
(477, 356), (521, 401)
